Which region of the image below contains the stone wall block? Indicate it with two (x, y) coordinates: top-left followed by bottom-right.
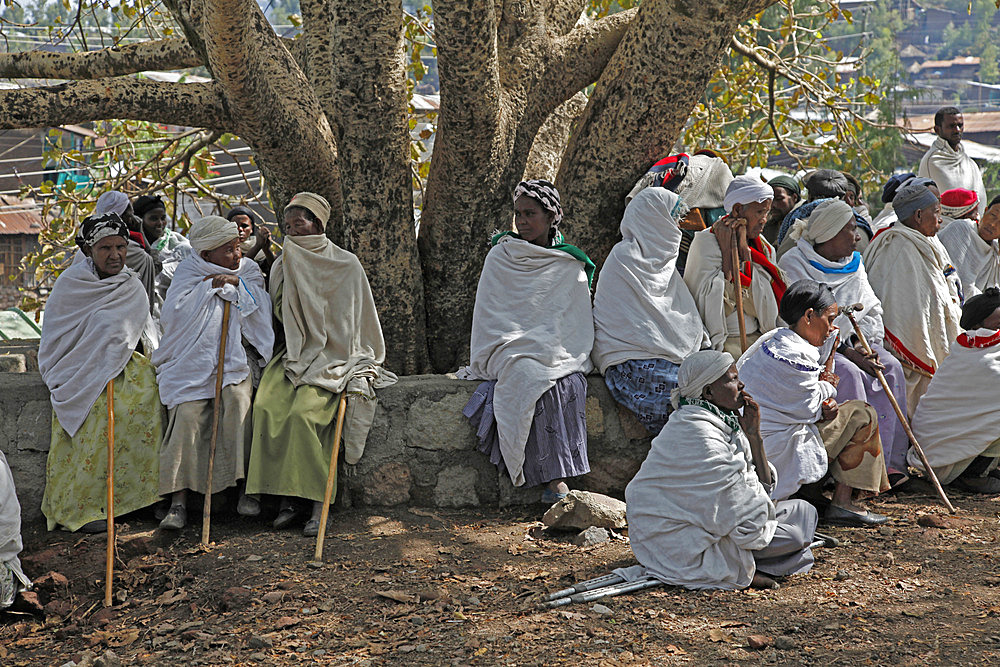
(407, 392), (477, 451)
(433, 465), (480, 507)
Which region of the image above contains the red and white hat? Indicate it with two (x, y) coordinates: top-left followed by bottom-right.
(940, 188), (979, 219)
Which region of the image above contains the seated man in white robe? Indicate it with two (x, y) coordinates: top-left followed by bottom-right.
(938, 194), (1000, 298)
(152, 216), (274, 530)
(621, 350), (818, 591)
(864, 182), (963, 412)
(909, 288), (1000, 493)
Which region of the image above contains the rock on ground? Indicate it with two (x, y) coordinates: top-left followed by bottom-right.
(573, 526), (610, 547)
(542, 490), (626, 531)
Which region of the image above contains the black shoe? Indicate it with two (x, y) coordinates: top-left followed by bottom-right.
(824, 505), (889, 527)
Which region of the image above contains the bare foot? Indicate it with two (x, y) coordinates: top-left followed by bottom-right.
(750, 572), (779, 590)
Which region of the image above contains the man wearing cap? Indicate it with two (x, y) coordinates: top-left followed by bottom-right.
(246, 192), (397, 537)
(939, 193), (1000, 298)
(761, 174), (801, 245)
(153, 216), (274, 530)
(684, 175), (787, 357)
(774, 170), (874, 254)
(919, 106), (987, 218)
(864, 183), (963, 412)
(618, 350), (818, 591)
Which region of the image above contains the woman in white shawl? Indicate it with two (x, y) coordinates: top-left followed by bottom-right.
(1, 449), (30, 609)
(908, 289), (1000, 493)
(133, 194), (192, 308)
(738, 280), (890, 527)
(38, 214), (163, 532)
(618, 350), (817, 591)
(938, 194), (1000, 298)
(779, 200), (911, 487)
(461, 180), (595, 505)
(152, 216), (274, 531)
(246, 193), (396, 537)
(864, 183), (963, 412)
(593, 187), (710, 434)
(93, 190), (158, 314)
(684, 175), (787, 357)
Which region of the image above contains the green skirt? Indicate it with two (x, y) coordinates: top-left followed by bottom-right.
(41, 352), (164, 531)
(245, 355), (342, 503)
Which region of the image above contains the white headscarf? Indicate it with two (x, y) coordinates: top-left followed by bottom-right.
(723, 176), (773, 214)
(671, 350), (735, 408)
(188, 215), (240, 252)
(785, 199), (854, 245)
(94, 191), (130, 216)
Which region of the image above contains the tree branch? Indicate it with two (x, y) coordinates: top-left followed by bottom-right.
(548, 9), (636, 105)
(0, 78), (230, 130)
(0, 39), (205, 80)
(544, 0), (589, 35)
(434, 0), (502, 134)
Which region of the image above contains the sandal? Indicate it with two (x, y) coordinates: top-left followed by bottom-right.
(159, 505), (186, 531)
(951, 474), (1000, 494)
(302, 519), (321, 537)
(824, 504), (889, 527)
(273, 505), (300, 530)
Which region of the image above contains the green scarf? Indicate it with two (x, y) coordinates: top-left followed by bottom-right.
(678, 396), (743, 435)
(491, 230), (596, 287)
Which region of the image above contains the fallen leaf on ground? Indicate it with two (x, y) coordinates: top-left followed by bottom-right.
(375, 590), (418, 603)
(708, 628), (729, 642)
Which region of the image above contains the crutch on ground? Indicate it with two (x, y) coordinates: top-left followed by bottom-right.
(541, 573), (662, 609)
(104, 379), (115, 607)
(201, 300), (232, 548)
(842, 303), (956, 513)
(313, 391), (348, 563)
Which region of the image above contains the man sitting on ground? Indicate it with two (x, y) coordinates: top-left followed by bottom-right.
(620, 350), (818, 590)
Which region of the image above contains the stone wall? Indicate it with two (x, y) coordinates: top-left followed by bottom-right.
(1, 349), (654, 525)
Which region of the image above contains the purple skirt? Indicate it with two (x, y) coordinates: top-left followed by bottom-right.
(463, 372), (590, 487)
(833, 341), (909, 473)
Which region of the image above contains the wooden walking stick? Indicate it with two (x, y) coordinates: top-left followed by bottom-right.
(313, 392), (348, 563)
(842, 303), (956, 513)
(104, 379), (115, 607)
(201, 300), (232, 548)
(730, 224), (749, 353)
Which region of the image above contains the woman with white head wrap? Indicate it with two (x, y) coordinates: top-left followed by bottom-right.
(152, 215), (274, 530)
(39, 214), (164, 532)
(615, 349), (818, 591)
(594, 187), (710, 434)
(779, 200), (911, 487)
(246, 192), (397, 537)
(684, 175), (787, 357)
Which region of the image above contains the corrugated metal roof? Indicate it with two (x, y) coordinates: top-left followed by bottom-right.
(904, 111), (1000, 134)
(0, 194), (43, 235)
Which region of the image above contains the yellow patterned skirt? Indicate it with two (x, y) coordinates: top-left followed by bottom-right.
(41, 352), (164, 532)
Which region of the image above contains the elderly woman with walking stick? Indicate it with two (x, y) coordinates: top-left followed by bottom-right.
(38, 213), (163, 533)
(152, 216), (273, 532)
(246, 193), (397, 538)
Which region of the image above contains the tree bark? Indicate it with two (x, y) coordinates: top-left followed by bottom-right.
(0, 39), (204, 79)
(556, 0), (776, 268)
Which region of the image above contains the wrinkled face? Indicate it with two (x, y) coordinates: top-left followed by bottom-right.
(201, 238), (242, 270)
(284, 207), (323, 237)
(702, 365), (744, 411)
(88, 235), (128, 278)
(978, 205), (1000, 242)
(513, 195), (554, 246)
(815, 219), (858, 261)
(935, 113), (964, 148)
(141, 207), (168, 242)
(911, 202), (943, 237)
(732, 199), (772, 240)
(796, 303), (839, 347)
(770, 186), (798, 220)
(233, 214), (254, 242)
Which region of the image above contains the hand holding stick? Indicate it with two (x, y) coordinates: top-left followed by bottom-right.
(841, 303), (956, 513)
(104, 379), (115, 607)
(202, 300), (232, 548)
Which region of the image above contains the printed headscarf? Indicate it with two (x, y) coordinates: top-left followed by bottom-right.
(75, 213), (128, 249)
(513, 179), (563, 226)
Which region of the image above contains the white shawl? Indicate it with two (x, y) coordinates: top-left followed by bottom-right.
(871, 203), (897, 234)
(910, 329), (1000, 471)
(737, 328), (837, 500)
(0, 449), (30, 595)
(684, 229), (782, 350)
(937, 217), (1000, 298)
(459, 235), (594, 486)
(592, 188), (708, 372)
(39, 259), (151, 437)
(152, 254), (273, 409)
(779, 240), (885, 344)
(918, 136), (987, 217)
(621, 404), (777, 590)
(863, 224), (962, 374)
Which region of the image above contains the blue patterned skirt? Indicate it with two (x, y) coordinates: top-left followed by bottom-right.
(604, 358), (681, 436)
(463, 372), (590, 488)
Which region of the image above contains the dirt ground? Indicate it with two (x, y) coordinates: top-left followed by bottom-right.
(4, 482), (1000, 666)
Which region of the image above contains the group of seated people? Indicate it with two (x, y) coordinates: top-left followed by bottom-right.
(36, 192), (395, 539)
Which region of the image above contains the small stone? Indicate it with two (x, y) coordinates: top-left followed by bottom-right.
(466, 596), (481, 607)
(415, 644), (428, 653)
(248, 635), (273, 649)
(774, 636), (797, 650)
(307, 561), (324, 569)
(918, 514), (956, 529)
(542, 491), (627, 531)
(55, 623), (81, 640)
(882, 552), (895, 566)
(277, 581), (295, 590)
(155, 623), (175, 636)
(591, 603), (613, 615)
(263, 591), (284, 604)
(409, 616), (425, 625)
(246, 555), (264, 562)
(90, 606), (119, 625)
(221, 586), (252, 611)
(301, 607), (317, 615)
(879, 526), (894, 537)
(312, 649), (327, 657)
(573, 526), (610, 547)
(747, 635), (772, 650)
(249, 653), (267, 662)
(834, 569), (851, 581)
(45, 600), (74, 618)
(93, 649), (122, 667)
